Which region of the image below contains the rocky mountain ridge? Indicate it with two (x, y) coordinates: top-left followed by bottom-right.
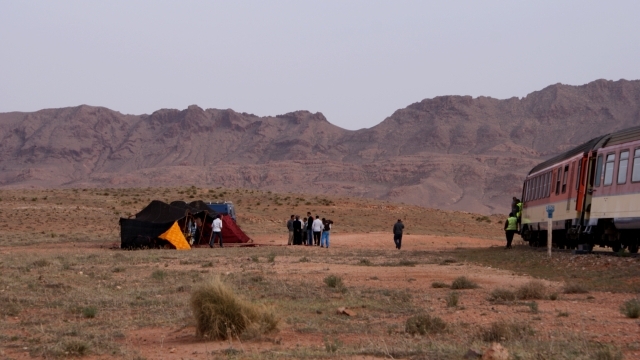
(2, 79), (640, 214)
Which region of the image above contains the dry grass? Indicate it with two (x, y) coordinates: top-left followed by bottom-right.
(619, 298), (640, 319)
(405, 314), (446, 335)
(516, 280), (547, 300)
(190, 277), (278, 340)
(563, 283), (589, 294)
(489, 288), (516, 302)
(450, 276), (479, 289)
(479, 321), (533, 342)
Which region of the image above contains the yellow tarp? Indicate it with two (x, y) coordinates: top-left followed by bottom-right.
(158, 222), (191, 250)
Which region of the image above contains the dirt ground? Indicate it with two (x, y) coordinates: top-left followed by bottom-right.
(1, 188), (639, 359)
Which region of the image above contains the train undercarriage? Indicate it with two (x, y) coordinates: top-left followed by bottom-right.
(521, 221), (640, 253)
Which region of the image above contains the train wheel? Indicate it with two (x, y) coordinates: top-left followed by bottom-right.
(611, 242), (622, 253)
(629, 244), (639, 254)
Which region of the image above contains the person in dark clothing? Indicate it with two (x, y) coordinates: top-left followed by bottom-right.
(504, 212), (518, 249)
(393, 219), (404, 249)
(306, 212), (314, 246)
(293, 215), (303, 245)
(511, 197), (519, 215)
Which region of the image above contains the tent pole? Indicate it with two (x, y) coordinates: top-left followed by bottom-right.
(207, 213), (215, 246)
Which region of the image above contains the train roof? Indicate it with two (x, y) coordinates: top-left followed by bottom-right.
(601, 124), (640, 148)
(528, 135), (607, 175)
(527, 124), (640, 176)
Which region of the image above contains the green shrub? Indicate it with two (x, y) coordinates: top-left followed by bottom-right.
(563, 283), (589, 294)
(446, 292), (459, 307)
(490, 288), (516, 302)
(405, 314), (447, 335)
(549, 292), (559, 300)
(516, 280), (546, 300)
(358, 259), (372, 266)
(527, 301), (539, 313)
(431, 281), (449, 288)
(324, 275), (343, 288)
(267, 253), (276, 263)
(64, 340), (90, 356)
(299, 256), (309, 263)
(620, 298), (640, 319)
(479, 321), (533, 342)
(82, 306), (97, 318)
(190, 278), (278, 340)
(451, 276), (479, 289)
(151, 270), (166, 280)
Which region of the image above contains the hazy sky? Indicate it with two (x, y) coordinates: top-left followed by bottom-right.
(2, 1), (639, 130)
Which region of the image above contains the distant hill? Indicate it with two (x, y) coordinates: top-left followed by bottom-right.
(2, 78), (640, 214)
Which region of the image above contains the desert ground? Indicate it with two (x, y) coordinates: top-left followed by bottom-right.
(1, 187), (639, 359)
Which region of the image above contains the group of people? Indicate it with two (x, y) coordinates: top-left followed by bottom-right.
(503, 197), (523, 249)
(287, 212), (334, 247)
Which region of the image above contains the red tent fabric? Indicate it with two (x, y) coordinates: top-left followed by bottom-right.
(196, 215), (251, 245)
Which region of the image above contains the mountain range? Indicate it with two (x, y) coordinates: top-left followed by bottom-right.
(2, 78), (640, 214)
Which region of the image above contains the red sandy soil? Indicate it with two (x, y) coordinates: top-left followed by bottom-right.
(2, 233), (639, 360)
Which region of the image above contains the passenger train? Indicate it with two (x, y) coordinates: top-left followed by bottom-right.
(521, 125), (640, 253)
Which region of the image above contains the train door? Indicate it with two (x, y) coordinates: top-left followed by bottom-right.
(581, 153), (598, 219)
(575, 156), (588, 211)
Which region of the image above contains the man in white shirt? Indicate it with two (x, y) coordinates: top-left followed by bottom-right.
(210, 214), (223, 248)
(312, 215), (323, 246)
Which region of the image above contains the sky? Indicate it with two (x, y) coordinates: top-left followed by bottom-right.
(1, 1), (640, 130)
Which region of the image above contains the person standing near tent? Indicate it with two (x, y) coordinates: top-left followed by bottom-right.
(286, 215), (294, 245)
(393, 219), (404, 249)
(320, 218), (333, 248)
(210, 214), (223, 248)
(293, 215), (303, 245)
(306, 212), (314, 246)
(312, 215), (323, 246)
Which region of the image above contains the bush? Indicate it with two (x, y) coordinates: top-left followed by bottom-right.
(299, 256), (309, 263)
(431, 281), (449, 288)
(151, 270), (167, 280)
(516, 280), (546, 300)
(82, 306), (97, 318)
(64, 340), (90, 356)
(32, 259), (50, 268)
(267, 253), (276, 263)
(324, 275), (343, 288)
(490, 288), (516, 302)
(480, 321), (533, 342)
(405, 314), (446, 335)
(451, 276), (479, 289)
(620, 298), (640, 319)
(563, 283), (589, 294)
(190, 278), (278, 340)
(446, 292), (459, 307)
(358, 259), (372, 266)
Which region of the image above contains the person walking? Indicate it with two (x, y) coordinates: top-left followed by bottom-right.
(515, 198), (523, 233)
(320, 218), (333, 248)
(393, 219), (404, 249)
(210, 214), (223, 248)
(286, 215), (294, 245)
(504, 212), (518, 249)
(306, 212), (314, 246)
(312, 215), (323, 246)
(293, 215), (303, 245)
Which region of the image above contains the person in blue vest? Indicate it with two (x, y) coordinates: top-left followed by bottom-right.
(504, 212), (518, 249)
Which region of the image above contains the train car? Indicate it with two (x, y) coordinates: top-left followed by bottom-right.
(520, 126), (640, 253)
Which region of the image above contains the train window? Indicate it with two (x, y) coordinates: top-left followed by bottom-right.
(595, 155), (603, 187)
(555, 167), (562, 195)
(604, 153), (615, 186)
(532, 176), (538, 200)
(561, 165), (569, 193)
(632, 149), (640, 182)
(618, 150), (629, 184)
(544, 172), (550, 197)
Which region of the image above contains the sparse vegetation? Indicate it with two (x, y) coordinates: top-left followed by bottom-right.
(324, 275), (343, 288)
(516, 280), (546, 300)
(445, 292), (459, 307)
(405, 314), (446, 335)
(563, 283), (589, 294)
(479, 321), (533, 342)
(431, 281), (449, 288)
(451, 276), (479, 289)
(82, 306), (97, 318)
(489, 288), (516, 302)
(190, 278), (278, 340)
(619, 298), (640, 318)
